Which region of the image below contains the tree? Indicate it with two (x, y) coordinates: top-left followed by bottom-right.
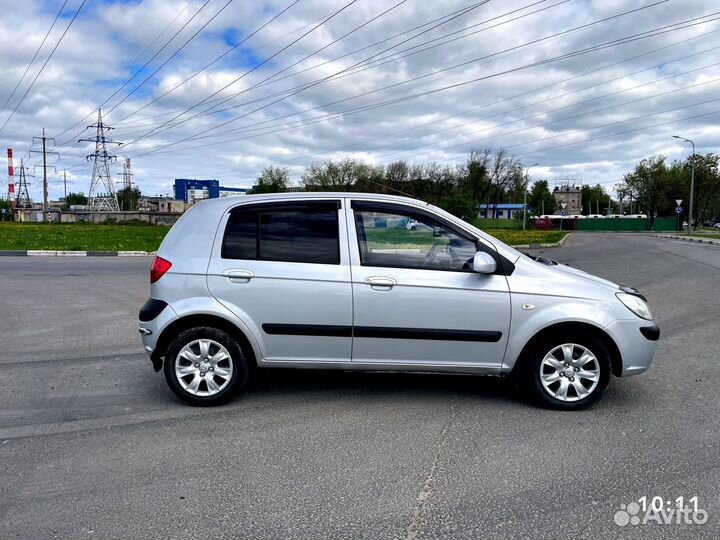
(117, 187), (141, 211)
(580, 184), (612, 215)
(0, 197), (11, 220)
(65, 192), (88, 207)
(678, 153), (720, 226)
(459, 149), (492, 209)
(440, 192), (477, 220)
(527, 180), (556, 215)
(621, 155), (672, 228)
(303, 159), (359, 191)
(252, 166), (288, 194)
(487, 149), (522, 219)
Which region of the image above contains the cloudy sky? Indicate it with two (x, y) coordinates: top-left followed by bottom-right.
(1, 0), (719, 201)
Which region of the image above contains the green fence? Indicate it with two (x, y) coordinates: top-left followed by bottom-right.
(574, 217), (677, 231)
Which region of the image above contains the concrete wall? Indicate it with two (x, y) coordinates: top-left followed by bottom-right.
(13, 209), (181, 225)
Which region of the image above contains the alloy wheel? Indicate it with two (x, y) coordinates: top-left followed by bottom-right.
(539, 343), (601, 402)
(174, 339), (234, 397)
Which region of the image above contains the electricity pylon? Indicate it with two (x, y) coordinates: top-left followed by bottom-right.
(79, 109), (122, 211)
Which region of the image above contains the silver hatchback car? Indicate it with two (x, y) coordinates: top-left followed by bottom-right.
(138, 193), (658, 410)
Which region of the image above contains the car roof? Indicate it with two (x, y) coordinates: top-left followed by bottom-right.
(191, 192), (434, 214)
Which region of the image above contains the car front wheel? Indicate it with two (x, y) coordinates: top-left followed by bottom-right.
(163, 327), (249, 406)
(525, 333), (610, 410)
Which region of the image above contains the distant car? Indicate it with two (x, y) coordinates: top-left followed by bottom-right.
(714, 222), (720, 228)
(406, 218), (419, 230)
(138, 192), (658, 410)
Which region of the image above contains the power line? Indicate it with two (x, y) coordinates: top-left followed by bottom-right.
(0, 0), (87, 135)
(0, 0), (69, 120)
(241, 0), (567, 97)
(103, 0), (236, 116)
(431, 97), (720, 165)
(278, 28), (720, 165)
(376, 75), (720, 166)
(368, 64), (720, 163)
(47, 1), (193, 143)
(128, 5), (709, 160)
(191, 0), (673, 142)
(51, 0), (213, 143)
(142, 0), (413, 135)
(131, 0), (670, 156)
(107, 0), (495, 131)
(57, 12), (717, 174)
(121, 0), (366, 149)
(109, 0), (302, 124)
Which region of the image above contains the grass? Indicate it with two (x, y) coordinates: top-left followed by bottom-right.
(0, 221), (568, 252)
(485, 230), (567, 246)
(0, 222), (170, 251)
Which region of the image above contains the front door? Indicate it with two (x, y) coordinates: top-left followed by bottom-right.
(347, 200), (511, 371)
(207, 199), (353, 363)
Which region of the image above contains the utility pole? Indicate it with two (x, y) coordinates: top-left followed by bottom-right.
(523, 163), (538, 230)
(80, 109), (122, 211)
(673, 135), (695, 233)
(63, 170), (68, 200)
(30, 128), (59, 220)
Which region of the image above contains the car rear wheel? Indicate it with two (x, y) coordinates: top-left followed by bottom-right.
(525, 333), (610, 410)
(163, 327), (249, 406)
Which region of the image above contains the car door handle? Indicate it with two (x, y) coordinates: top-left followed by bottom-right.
(222, 269), (254, 283)
(365, 276), (396, 290)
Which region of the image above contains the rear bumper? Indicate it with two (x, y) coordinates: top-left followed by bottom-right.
(138, 299), (178, 370)
(607, 319), (659, 377)
(139, 298), (168, 322)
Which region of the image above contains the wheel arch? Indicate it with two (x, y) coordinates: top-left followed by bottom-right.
(511, 321), (623, 377)
(151, 314), (258, 372)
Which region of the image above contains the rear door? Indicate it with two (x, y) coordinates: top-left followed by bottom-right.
(347, 200), (511, 371)
(207, 199), (353, 363)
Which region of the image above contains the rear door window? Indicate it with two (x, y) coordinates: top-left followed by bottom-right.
(222, 202), (341, 264)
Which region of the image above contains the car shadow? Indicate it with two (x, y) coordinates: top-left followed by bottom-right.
(248, 368), (524, 405)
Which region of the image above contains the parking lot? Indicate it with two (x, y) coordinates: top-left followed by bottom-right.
(1, 233), (718, 539)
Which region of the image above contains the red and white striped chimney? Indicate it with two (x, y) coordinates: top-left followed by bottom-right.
(7, 148), (15, 208)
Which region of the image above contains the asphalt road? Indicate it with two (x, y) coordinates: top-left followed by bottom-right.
(0, 234), (718, 539)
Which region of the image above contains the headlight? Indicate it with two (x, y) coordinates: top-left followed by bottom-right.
(616, 292), (652, 320)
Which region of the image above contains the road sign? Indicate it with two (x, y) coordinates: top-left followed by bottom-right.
(676, 206), (683, 214)
(560, 210), (567, 216)
(676, 199), (683, 206)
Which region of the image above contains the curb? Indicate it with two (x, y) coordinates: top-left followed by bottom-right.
(0, 250), (155, 257)
(511, 233), (571, 249)
(654, 234), (720, 246)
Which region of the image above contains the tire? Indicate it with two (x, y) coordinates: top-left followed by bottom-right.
(524, 332), (611, 410)
(163, 326), (249, 406)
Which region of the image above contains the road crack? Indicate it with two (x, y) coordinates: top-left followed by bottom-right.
(404, 397), (458, 540)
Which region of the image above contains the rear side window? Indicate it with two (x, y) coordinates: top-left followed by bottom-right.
(222, 202), (340, 264)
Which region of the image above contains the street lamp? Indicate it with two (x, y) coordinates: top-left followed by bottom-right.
(523, 163), (538, 231)
(673, 135), (695, 233)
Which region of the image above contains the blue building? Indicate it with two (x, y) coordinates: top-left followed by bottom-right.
(174, 179), (249, 204)
(479, 203), (527, 219)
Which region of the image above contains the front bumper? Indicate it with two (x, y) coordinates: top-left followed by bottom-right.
(607, 318), (659, 376)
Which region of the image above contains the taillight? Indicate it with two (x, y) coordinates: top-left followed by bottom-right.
(150, 256), (172, 284)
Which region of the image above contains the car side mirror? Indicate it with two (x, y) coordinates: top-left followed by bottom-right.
(472, 251), (497, 274)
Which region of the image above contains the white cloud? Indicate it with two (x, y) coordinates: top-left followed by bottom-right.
(0, 0), (718, 201)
